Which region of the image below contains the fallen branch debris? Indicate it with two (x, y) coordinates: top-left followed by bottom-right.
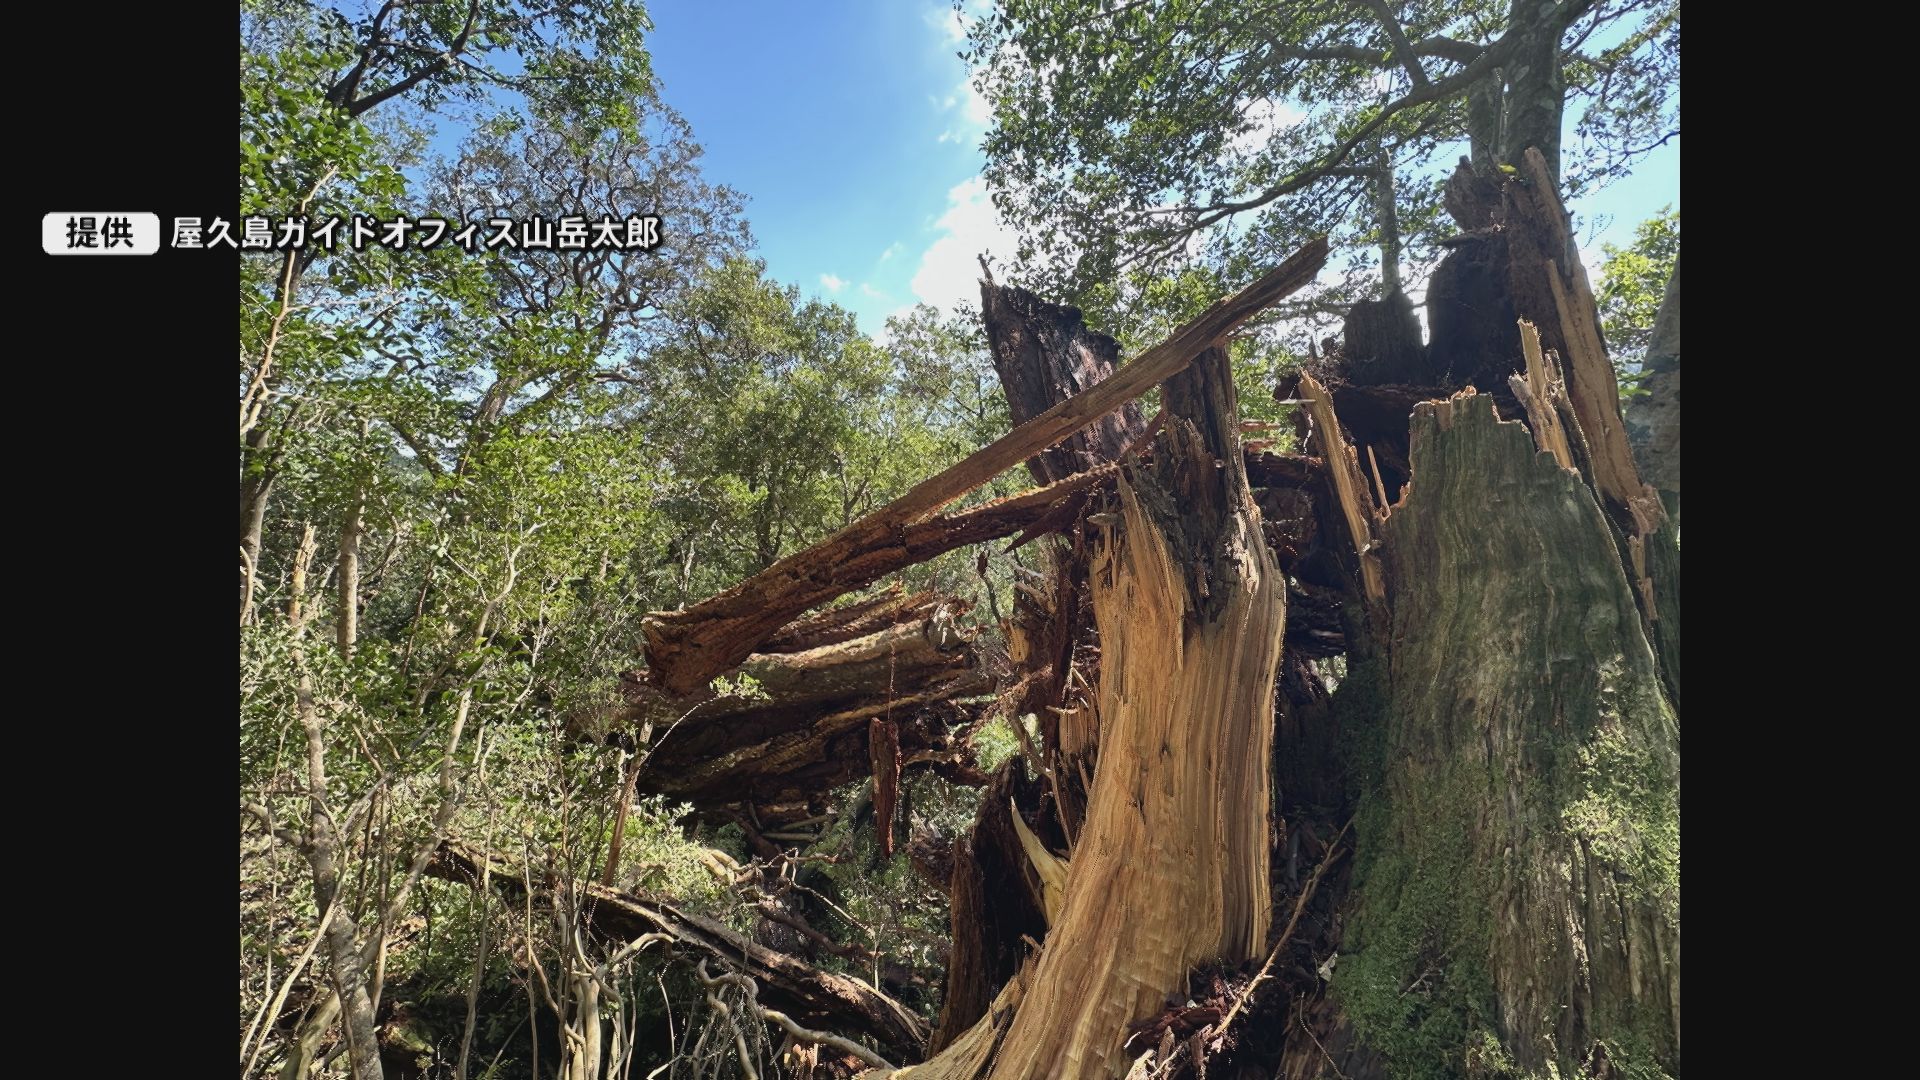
(426, 838), (929, 1060)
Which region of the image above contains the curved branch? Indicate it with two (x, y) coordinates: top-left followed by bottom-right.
(341, 0), (482, 118)
(1361, 0), (1431, 87)
(694, 960), (896, 1071)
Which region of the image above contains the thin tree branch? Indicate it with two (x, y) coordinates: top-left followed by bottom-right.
(1360, 0), (1430, 88)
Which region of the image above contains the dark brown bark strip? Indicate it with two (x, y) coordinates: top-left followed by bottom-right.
(641, 239), (1328, 695)
(641, 467), (1112, 697)
(979, 281), (1148, 484)
(869, 716), (902, 859)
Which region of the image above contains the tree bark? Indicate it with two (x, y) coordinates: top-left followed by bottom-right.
(294, 657), (386, 1080)
(1626, 251), (1680, 521)
(1371, 149), (1402, 294)
(979, 279), (1147, 485)
(609, 589), (993, 823)
(1466, 74), (1506, 172)
(337, 489), (364, 661)
(1263, 150), (1678, 1078)
(1499, 0), (1581, 181)
(1331, 392), (1679, 1079)
(240, 424), (278, 624)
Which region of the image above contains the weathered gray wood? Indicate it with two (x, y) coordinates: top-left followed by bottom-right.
(1334, 393), (1679, 1079)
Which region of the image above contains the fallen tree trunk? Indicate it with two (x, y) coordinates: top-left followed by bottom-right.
(641, 237), (1327, 695)
(610, 589), (993, 823)
(427, 838), (930, 1061)
(642, 467), (1112, 697)
(596, 440), (1330, 832)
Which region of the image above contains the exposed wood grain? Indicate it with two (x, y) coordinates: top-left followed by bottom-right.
(640, 240), (1326, 694)
(1296, 372), (1385, 606)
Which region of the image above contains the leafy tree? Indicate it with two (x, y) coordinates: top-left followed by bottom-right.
(1597, 204), (1678, 396)
(961, 0), (1680, 324)
(240, 0), (671, 618)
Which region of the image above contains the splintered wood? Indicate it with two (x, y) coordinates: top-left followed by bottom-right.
(614, 588), (988, 820)
(1511, 320), (1576, 470)
(641, 237), (1328, 695)
(1295, 371), (1385, 606)
(868, 348), (1286, 1080)
(1506, 148), (1668, 625)
(1508, 150), (1664, 525)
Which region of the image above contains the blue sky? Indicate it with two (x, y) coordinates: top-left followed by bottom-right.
(645, 2), (996, 334)
(643, 0), (1678, 336)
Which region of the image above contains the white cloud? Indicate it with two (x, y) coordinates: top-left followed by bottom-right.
(860, 282), (890, 301)
(936, 73), (992, 145)
(926, 0), (989, 46)
(879, 241), (905, 263)
(908, 174), (1020, 315)
(924, 3), (968, 45)
(961, 78), (990, 127)
(819, 273), (847, 293)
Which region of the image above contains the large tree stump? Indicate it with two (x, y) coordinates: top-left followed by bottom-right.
(1331, 393), (1679, 1079)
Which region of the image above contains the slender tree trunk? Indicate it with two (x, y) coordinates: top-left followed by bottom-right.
(295, 661), (386, 1080)
(241, 425), (278, 624)
(572, 963), (604, 1080)
(1466, 74), (1506, 172)
(337, 491), (364, 661)
(278, 992), (341, 1080)
(600, 751), (644, 888)
(287, 523), (318, 632)
(1372, 150), (1402, 295)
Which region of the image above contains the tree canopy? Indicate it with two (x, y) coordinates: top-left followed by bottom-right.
(964, 0), (1679, 332)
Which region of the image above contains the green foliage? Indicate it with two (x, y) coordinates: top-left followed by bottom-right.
(238, 7), (1046, 1067)
(1596, 206), (1679, 398)
(969, 715), (1023, 775)
(808, 772), (980, 1008)
(239, 22), (404, 219)
(962, 0), (1679, 352)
